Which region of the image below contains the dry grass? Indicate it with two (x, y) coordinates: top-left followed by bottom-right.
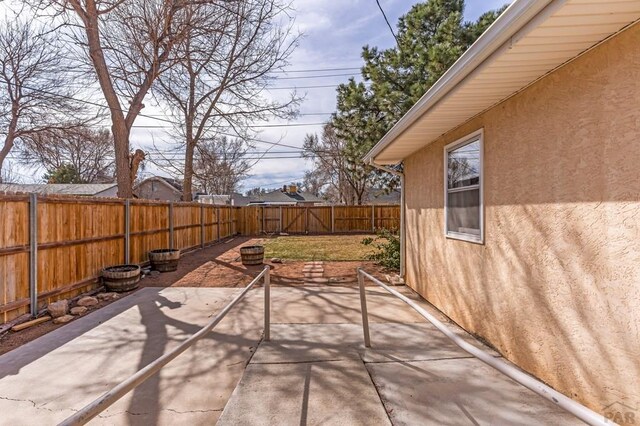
(262, 234), (375, 261)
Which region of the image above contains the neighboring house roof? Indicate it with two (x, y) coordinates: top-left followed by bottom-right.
(0, 183), (117, 196)
(195, 193), (251, 206)
(248, 189), (324, 205)
(364, 0), (640, 165)
(367, 188), (401, 204)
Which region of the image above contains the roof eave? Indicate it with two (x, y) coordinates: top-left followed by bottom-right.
(363, 0), (553, 165)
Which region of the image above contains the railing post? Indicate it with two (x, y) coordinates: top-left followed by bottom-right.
(200, 204), (205, 248)
(124, 199), (130, 264)
(169, 202), (174, 249)
(371, 205), (375, 232)
(357, 268), (371, 348)
(217, 207), (221, 240)
(331, 205), (335, 233)
(264, 266), (270, 341)
(29, 193), (38, 318)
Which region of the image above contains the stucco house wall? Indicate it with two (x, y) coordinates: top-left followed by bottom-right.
(403, 23), (640, 414)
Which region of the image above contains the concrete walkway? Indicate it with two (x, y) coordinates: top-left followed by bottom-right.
(0, 284), (584, 425)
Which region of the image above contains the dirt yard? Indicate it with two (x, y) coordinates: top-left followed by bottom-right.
(0, 234), (395, 356)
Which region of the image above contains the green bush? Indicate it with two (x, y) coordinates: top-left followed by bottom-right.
(362, 229), (400, 271)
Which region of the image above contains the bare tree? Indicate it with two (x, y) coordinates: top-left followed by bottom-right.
(154, 0), (299, 201)
(0, 18), (84, 183)
(20, 127), (115, 183)
(192, 137), (251, 195)
(303, 123), (374, 205)
(29, 0), (206, 197)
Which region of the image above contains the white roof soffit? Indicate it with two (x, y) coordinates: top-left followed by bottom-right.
(365, 0), (640, 165)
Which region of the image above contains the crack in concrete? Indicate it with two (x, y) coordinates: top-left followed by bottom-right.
(96, 407), (223, 418)
(0, 395), (79, 413)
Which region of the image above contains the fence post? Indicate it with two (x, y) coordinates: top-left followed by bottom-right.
(169, 202), (174, 250)
(371, 205), (375, 232)
(217, 207), (221, 241)
(331, 205), (335, 234)
(261, 206), (265, 234)
(305, 207), (309, 234)
(200, 204), (205, 248)
(279, 206), (283, 234)
(29, 193), (38, 317)
(124, 199), (130, 264)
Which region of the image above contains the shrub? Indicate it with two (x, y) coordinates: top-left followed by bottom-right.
(362, 229), (400, 271)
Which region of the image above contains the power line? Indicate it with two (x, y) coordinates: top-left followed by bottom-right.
(375, 0), (399, 45)
(129, 122), (326, 129)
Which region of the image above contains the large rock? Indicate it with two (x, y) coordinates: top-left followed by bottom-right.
(53, 315), (74, 324)
(70, 306), (88, 315)
(76, 296), (99, 307)
(47, 300), (69, 318)
(96, 292), (118, 301)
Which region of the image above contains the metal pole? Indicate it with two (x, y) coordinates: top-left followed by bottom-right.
(357, 268), (371, 348)
(200, 204), (205, 248)
(29, 193), (38, 318)
(331, 205), (335, 233)
(357, 269), (608, 426)
(371, 205), (375, 232)
(58, 267), (268, 426)
(168, 202), (174, 250)
(264, 266), (270, 341)
(217, 207), (221, 240)
(124, 200), (130, 264)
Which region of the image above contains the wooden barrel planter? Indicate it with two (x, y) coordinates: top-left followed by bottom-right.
(149, 249), (181, 272)
(102, 265), (141, 292)
(240, 245), (264, 266)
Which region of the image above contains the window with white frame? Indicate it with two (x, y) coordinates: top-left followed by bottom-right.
(445, 130), (483, 243)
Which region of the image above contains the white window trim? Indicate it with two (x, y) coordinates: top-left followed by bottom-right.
(444, 128), (484, 244)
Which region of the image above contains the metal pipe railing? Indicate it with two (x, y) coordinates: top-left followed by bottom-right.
(356, 268), (612, 426)
(59, 266), (271, 426)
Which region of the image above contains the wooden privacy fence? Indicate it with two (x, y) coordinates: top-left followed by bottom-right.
(237, 205), (400, 234)
(0, 194), (239, 324)
(0, 194), (399, 324)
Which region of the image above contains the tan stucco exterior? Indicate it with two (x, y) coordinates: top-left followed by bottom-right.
(403, 23), (640, 418)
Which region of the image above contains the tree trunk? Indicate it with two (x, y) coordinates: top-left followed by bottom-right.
(111, 119), (133, 198)
(183, 141), (195, 202)
(0, 137), (14, 184)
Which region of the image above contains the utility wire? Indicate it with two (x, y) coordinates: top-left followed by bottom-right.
(375, 0), (399, 45)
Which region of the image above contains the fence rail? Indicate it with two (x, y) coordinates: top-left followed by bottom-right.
(0, 194), (399, 324)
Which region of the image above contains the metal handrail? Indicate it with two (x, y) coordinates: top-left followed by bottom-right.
(59, 266), (271, 426)
(356, 268), (611, 426)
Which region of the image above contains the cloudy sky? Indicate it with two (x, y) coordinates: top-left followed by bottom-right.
(231, 0), (511, 191)
(6, 0), (510, 191)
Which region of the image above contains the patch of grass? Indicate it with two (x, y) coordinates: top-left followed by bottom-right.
(262, 234), (375, 261)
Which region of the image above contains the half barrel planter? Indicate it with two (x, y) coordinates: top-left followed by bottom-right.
(149, 249), (181, 272)
(240, 245), (265, 266)
(102, 265), (141, 292)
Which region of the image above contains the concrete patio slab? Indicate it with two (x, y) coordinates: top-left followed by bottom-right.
(252, 323), (498, 364)
(366, 358), (583, 426)
(217, 360), (391, 426)
(0, 287), (263, 426)
(263, 285), (428, 324)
